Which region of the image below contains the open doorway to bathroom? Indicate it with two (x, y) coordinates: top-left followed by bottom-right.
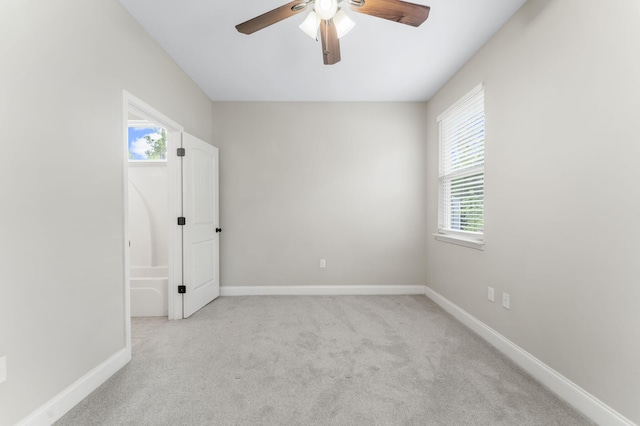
(123, 91), (184, 361)
(127, 117), (169, 317)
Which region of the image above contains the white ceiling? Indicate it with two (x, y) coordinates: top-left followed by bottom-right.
(119, 0), (526, 101)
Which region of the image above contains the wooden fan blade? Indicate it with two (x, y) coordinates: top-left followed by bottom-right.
(236, 1), (308, 35)
(348, 0), (430, 27)
(320, 19), (341, 65)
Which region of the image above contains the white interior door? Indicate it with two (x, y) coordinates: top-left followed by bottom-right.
(181, 132), (220, 318)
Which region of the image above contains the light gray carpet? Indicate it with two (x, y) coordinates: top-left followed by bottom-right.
(57, 295), (591, 425)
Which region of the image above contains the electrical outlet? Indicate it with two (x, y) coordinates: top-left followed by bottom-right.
(0, 356), (6, 384)
(488, 287), (495, 302)
(320, 259), (326, 269)
(502, 292), (510, 310)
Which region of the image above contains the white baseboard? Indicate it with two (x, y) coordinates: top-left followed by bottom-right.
(424, 286), (636, 426)
(221, 285), (426, 297)
(18, 348), (128, 426)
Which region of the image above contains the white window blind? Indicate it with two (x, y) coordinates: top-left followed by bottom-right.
(438, 84), (485, 237)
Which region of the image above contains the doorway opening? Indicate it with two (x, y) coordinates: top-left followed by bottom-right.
(127, 119), (169, 317)
(122, 91), (184, 360)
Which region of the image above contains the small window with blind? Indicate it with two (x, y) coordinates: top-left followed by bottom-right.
(435, 84), (485, 249)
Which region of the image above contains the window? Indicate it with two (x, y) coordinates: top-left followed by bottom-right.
(128, 120), (167, 161)
(436, 84), (485, 248)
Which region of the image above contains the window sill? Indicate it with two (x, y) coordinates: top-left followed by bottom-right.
(433, 233), (484, 250)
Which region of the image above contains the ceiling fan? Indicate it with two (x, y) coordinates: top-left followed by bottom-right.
(235, 0), (431, 65)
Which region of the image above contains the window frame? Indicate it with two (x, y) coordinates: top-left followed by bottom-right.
(434, 83), (485, 250)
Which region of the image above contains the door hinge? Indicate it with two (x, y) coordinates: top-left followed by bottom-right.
(178, 285), (186, 294)
(177, 147), (186, 157)
(177, 217), (186, 226)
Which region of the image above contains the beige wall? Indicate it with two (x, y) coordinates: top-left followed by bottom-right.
(0, 0), (213, 423)
(425, 0), (640, 422)
(213, 102), (427, 287)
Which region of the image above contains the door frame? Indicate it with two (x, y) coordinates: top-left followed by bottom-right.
(122, 91), (184, 361)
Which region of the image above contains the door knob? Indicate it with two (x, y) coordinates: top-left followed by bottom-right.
(216, 228), (222, 233)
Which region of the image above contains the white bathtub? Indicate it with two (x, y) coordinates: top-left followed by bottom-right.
(130, 266), (168, 317)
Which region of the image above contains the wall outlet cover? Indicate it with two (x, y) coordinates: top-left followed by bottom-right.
(502, 292), (510, 310)
(488, 287), (495, 302)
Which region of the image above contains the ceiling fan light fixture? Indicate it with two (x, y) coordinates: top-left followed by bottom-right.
(333, 9), (355, 38)
(299, 11), (321, 39)
(235, 0), (431, 65)
(314, 0), (338, 20)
